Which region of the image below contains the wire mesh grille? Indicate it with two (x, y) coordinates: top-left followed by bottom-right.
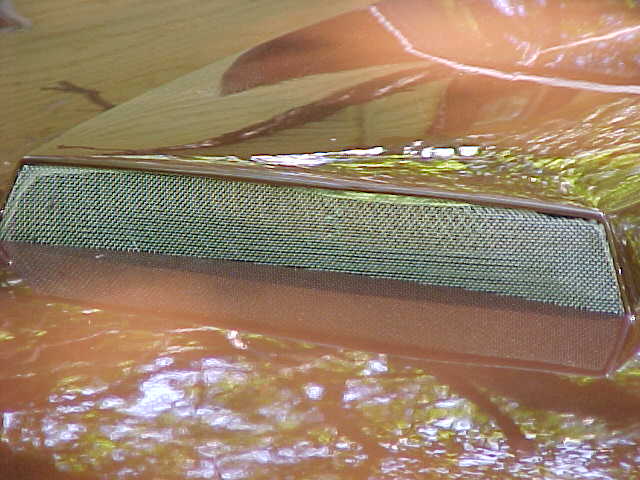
(0, 164), (623, 314)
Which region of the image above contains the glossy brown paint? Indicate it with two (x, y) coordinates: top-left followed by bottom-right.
(222, 0), (640, 94)
(3, 2), (640, 477)
(43, 0), (640, 157)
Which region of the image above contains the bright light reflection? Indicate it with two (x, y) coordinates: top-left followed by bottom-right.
(459, 146), (481, 157)
(433, 147), (456, 158)
(303, 383), (325, 400)
(251, 147), (385, 166)
(421, 146), (481, 158)
(123, 371), (197, 418)
(363, 357), (389, 375)
(370, 5), (640, 95)
(492, 0), (517, 16)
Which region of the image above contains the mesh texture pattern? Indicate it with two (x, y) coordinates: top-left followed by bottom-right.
(0, 164), (623, 314)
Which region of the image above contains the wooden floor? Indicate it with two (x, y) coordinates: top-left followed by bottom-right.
(0, 0), (376, 189)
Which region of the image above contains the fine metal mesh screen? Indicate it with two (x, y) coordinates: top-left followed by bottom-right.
(0, 164), (623, 314)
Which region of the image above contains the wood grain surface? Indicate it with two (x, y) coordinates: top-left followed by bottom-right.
(1, 0), (378, 185)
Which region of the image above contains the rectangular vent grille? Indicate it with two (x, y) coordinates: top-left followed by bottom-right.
(0, 164), (623, 314)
